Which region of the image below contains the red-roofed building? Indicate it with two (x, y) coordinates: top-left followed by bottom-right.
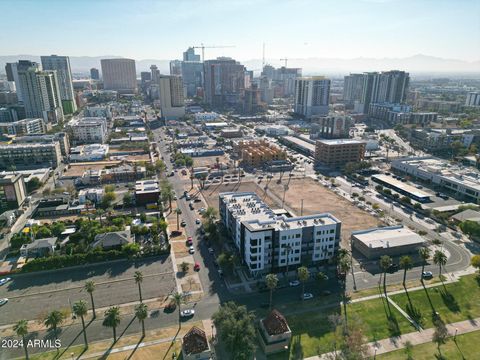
(258, 309), (292, 355)
(181, 326), (212, 360)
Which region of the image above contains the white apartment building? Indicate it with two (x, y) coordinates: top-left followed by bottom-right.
(0, 118), (46, 135)
(68, 117), (108, 144)
(294, 76), (331, 118)
(219, 192), (341, 276)
(154, 75), (185, 119)
(465, 92), (480, 107)
(100, 58), (137, 94)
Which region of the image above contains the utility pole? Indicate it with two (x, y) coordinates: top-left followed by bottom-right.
(262, 42), (265, 68)
(300, 199), (304, 216)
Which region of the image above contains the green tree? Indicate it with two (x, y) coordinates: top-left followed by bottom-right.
(202, 206), (218, 223)
(101, 192), (116, 209)
(170, 292), (185, 328)
(26, 176), (42, 193)
(316, 271), (328, 289)
(471, 254), (480, 274)
(180, 262), (189, 273)
(160, 179), (174, 209)
(13, 320), (29, 360)
(433, 250), (447, 278)
(297, 266), (309, 300)
(265, 273), (278, 309)
(44, 310), (65, 343)
(155, 159), (166, 173)
(399, 255), (413, 287)
(380, 255), (392, 294)
(103, 306), (121, 342)
(134, 271), (143, 303)
(419, 247), (431, 280)
(212, 302), (256, 360)
(135, 303), (148, 338)
(123, 192), (133, 207)
(84, 281), (96, 319)
(72, 300), (89, 348)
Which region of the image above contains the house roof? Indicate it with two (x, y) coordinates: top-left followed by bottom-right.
(182, 326), (209, 355)
(262, 309), (290, 336)
(91, 227), (132, 248)
(24, 237), (57, 250)
(451, 209), (480, 223)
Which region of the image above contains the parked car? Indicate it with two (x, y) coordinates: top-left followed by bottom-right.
(301, 293), (314, 300)
(186, 237), (193, 246)
(195, 218), (201, 225)
(189, 246), (195, 254)
(422, 271), (433, 279)
(208, 248), (214, 254)
(180, 309), (195, 318)
(0, 298), (8, 306)
(289, 280), (300, 287)
(181, 220), (187, 227)
(0, 278), (11, 286)
(322, 290), (332, 296)
(387, 264), (399, 273)
(194, 263), (201, 271)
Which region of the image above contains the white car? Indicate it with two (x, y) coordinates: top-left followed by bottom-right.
(302, 293), (314, 300)
(289, 280), (300, 287)
(0, 278), (11, 286)
(195, 219), (201, 225)
(180, 309), (195, 317)
(0, 298), (8, 306)
(189, 246), (195, 254)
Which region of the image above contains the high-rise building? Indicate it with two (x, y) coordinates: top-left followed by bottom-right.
(156, 75), (185, 119)
(466, 92), (480, 107)
(261, 65), (301, 97)
(100, 58), (137, 93)
(140, 72), (151, 84)
(204, 57), (245, 108)
(150, 65), (160, 83)
(183, 47), (201, 62)
(16, 61), (64, 124)
(5, 63), (22, 102)
(294, 76), (331, 118)
(41, 55), (77, 114)
(90, 68), (100, 80)
(169, 60), (182, 76)
(343, 74), (365, 106)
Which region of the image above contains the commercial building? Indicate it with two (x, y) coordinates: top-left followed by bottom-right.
(16, 61), (64, 124)
(0, 174), (27, 211)
(351, 225), (425, 259)
(280, 135), (316, 156)
(193, 112), (219, 122)
(155, 75), (185, 119)
(343, 73), (365, 107)
(310, 115), (354, 139)
(371, 174), (431, 203)
(5, 62), (23, 101)
(100, 58), (137, 93)
(78, 188), (104, 204)
(90, 68), (100, 80)
(0, 91), (18, 105)
(135, 179), (160, 205)
(181, 60), (204, 98)
(409, 128), (479, 154)
(0, 142), (62, 170)
(13, 132), (70, 156)
(315, 139), (366, 168)
(294, 76), (331, 118)
(69, 144), (109, 162)
(234, 139), (287, 169)
(243, 84), (263, 114)
(415, 98), (462, 113)
(40, 55), (77, 114)
(368, 103), (437, 125)
(392, 156), (480, 203)
(219, 192), (341, 276)
(258, 310), (292, 355)
(68, 117), (108, 144)
(465, 92), (480, 107)
(204, 57), (246, 108)
(0, 118), (46, 136)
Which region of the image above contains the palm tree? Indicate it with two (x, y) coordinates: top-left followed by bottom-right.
(44, 310), (65, 342)
(72, 300), (89, 348)
(103, 307), (121, 343)
(84, 281), (96, 319)
(399, 255), (413, 287)
(170, 292), (185, 328)
(297, 266), (309, 300)
(316, 271), (328, 289)
(265, 273), (279, 309)
(134, 271), (144, 303)
(433, 250), (448, 278)
(202, 206), (218, 222)
(380, 255), (392, 294)
(135, 303), (148, 338)
(176, 208), (182, 231)
(96, 209), (105, 226)
(419, 247), (431, 280)
(13, 319), (29, 360)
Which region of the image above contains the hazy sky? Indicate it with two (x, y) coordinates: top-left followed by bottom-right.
(1, 0), (479, 61)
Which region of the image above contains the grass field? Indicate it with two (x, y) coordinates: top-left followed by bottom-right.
(390, 275), (480, 329)
(377, 329), (480, 359)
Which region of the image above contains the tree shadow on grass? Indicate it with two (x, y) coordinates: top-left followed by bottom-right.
(439, 289), (460, 313)
(405, 302), (424, 328)
(126, 334), (145, 360)
(290, 334), (304, 360)
(421, 281), (437, 314)
(97, 315), (136, 360)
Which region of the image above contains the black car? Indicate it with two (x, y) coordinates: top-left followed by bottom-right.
(387, 264), (399, 273)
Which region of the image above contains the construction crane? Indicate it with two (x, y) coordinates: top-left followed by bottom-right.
(192, 43), (235, 62)
(280, 58), (289, 67)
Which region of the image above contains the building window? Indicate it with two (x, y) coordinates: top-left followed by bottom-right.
(281, 236), (286, 240)
(295, 233), (301, 238)
(330, 229), (334, 233)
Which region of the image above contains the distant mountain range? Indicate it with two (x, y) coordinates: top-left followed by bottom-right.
(0, 54), (478, 77)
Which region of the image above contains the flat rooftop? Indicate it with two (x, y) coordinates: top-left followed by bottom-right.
(281, 136), (316, 153)
(316, 139), (366, 146)
(352, 226), (425, 249)
(372, 174), (431, 199)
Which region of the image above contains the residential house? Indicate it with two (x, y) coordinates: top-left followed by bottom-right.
(181, 326), (211, 360)
(91, 227), (132, 249)
(20, 237), (57, 257)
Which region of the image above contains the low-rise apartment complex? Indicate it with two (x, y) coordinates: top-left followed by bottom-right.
(234, 139), (287, 169)
(219, 192), (341, 276)
(0, 118), (46, 136)
(0, 142), (62, 170)
(315, 139), (366, 168)
(68, 117), (108, 144)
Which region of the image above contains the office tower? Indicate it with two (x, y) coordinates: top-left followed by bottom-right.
(294, 76), (331, 118)
(169, 60), (182, 76)
(343, 73), (364, 106)
(5, 63), (22, 101)
(181, 61), (203, 98)
(100, 58), (137, 93)
(16, 61), (64, 124)
(157, 75), (185, 119)
(466, 92), (480, 107)
(261, 65), (301, 97)
(259, 76), (274, 104)
(141, 72), (151, 84)
(204, 57), (246, 108)
(41, 55), (77, 114)
(90, 68), (100, 80)
(150, 65), (160, 83)
(183, 47), (201, 62)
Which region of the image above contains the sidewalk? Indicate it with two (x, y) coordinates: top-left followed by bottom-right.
(306, 316), (480, 359)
